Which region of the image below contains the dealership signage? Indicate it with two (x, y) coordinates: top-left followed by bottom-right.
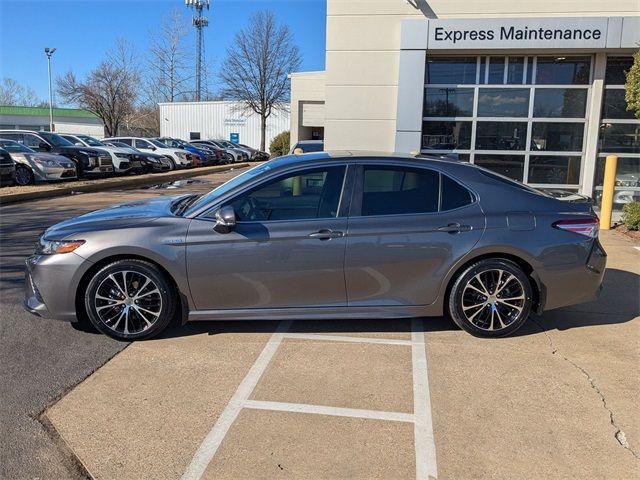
(427, 18), (609, 49)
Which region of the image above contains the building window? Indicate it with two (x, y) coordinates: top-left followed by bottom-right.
(594, 56), (640, 212)
(421, 54), (590, 187)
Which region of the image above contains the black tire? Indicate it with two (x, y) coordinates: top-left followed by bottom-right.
(14, 165), (34, 185)
(84, 259), (176, 341)
(447, 259), (533, 338)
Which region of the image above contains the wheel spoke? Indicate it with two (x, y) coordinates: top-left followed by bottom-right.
(134, 288), (160, 300)
(465, 284), (487, 297)
(498, 295), (525, 301)
(497, 299), (523, 312)
(108, 274), (126, 297)
(493, 270), (504, 295)
(495, 274), (516, 295)
(134, 307), (154, 328)
(463, 301), (486, 311)
(473, 274), (490, 295)
(121, 271), (129, 297)
(494, 308), (507, 329)
(111, 309), (126, 330)
(96, 303), (122, 312)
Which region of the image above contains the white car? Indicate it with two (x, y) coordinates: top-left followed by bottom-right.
(105, 137), (192, 169)
(61, 134), (136, 174)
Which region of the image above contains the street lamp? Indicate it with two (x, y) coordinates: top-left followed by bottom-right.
(44, 47), (56, 131)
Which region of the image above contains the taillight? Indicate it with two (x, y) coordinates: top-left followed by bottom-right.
(553, 218), (599, 238)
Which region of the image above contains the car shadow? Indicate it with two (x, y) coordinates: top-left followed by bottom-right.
(147, 267), (639, 341)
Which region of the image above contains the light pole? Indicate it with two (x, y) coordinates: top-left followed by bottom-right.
(44, 47), (56, 131)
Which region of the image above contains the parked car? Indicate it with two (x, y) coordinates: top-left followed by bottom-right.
(214, 140), (251, 161)
(237, 143), (269, 161)
(290, 140), (324, 154)
(0, 130), (113, 177)
(24, 152), (605, 341)
(190, 140), (233, 164)
(104, 137), (191, 169)
(0, 147), (16, 186)
(192, 140), (245, 163)
(154, 137), (215, 166)
(60, 134), (137, 174)
(0, 139), (77, 185)
(102, 141), (172, 173)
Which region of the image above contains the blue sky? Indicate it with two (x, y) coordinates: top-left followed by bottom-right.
(0, 0), (326, 105)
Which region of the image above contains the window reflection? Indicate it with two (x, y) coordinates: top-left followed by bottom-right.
(474, 155), (525, 181)
(476, 122), (527, 150)
(604, 57), (634, 85)
(531, 123), (584, 152)
(422, 121), (472, 150)
(425, 57), (477, 84)
(601, 90), (636, 120)
(424, 88), (474, 117)
(599, 123), (640, 154)
(535, 57), (591, 85)
(477, 88), (530, 117)
(528, 156), (582, 184)
(533, 89), (587, 118)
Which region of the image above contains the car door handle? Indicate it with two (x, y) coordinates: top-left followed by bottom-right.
(309, 229), (344, 240)
(437, 223), (472, 234)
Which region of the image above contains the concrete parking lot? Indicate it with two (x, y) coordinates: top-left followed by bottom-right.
(1, 169), (639, 480)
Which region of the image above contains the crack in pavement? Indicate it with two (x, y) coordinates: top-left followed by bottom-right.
(530, 317), (640, 461)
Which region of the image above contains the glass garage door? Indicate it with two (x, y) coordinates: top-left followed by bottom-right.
(421, 55), (591, 190)
(594, 56), (640, 212)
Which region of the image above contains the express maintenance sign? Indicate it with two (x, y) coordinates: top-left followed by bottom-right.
(427, 17), (609, 49)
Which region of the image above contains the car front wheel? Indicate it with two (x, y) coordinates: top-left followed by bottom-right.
(448, 259), (533, 337)
(84, 259), (176, 340)
(14, 165), (34, 185)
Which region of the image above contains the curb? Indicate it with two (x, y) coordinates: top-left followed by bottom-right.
(0, 163), (251, 205)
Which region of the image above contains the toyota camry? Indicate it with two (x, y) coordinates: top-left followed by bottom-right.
(24, 152), (606, 340)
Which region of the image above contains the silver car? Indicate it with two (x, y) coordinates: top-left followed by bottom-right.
(24, 152), (606, 340)
(0, 138), (77, 185)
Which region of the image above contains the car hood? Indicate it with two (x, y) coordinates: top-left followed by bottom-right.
(10, 152), (74, 166)
(44, 195), (187, 238)
(55, 145), (104, 156)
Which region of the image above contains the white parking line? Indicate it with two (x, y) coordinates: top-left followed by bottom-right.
(244, 399), (415, 423)
(634, 246), (640, 252)
(411, 318), (438, 480)
(285, 332), (413, 346)
(181, 320), (292, 480)
(182, 318), (439, 480)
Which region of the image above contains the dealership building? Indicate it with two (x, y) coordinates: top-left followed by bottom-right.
(290, 1), (640, 210)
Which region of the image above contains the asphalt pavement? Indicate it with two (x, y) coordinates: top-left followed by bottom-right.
(0, 171), (245, 479)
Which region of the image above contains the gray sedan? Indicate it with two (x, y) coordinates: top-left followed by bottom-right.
(24, 152), (606, 340)
(0, 139), (77, 185)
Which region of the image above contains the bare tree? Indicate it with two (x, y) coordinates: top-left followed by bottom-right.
(0, 78), (45, 106)
(219, 11), (301, 151)
(57, 40), (140, 136)
(145, 10), (194, 103)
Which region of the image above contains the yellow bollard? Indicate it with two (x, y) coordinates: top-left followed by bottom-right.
(599, 155), (618, 230)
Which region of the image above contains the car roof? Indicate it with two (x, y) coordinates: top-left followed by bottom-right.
(296, 140), (324, 144)
(269, 151), (472, 169)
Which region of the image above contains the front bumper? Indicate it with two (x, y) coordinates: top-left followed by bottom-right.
(34, 165), (77, 181)
(24, 252), (92, 322)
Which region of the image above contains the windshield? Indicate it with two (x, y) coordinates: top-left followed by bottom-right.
(149, 139), (167, 148)
(185, 162), (278, 215)
(39, 132), (73, 147)
(77, 135), (105, 147)
(0, 139), (34, 153)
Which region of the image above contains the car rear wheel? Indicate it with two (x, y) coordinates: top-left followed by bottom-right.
(14, 165), (34, 185)
(84, 259), (176, 341)
(448, 259), (532, 337)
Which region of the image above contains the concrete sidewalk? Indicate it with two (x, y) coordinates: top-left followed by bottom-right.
(45, 231), (639, 479)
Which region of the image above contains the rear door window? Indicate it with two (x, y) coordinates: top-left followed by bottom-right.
(361, 166), (439, 216)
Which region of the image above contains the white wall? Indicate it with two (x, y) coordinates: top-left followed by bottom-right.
(0, 114), (104, 137)
(159, 101), (290, 151)
(289, 72), (326, 147)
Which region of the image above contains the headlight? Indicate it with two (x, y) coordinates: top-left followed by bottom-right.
(34, 158), (62, 168)
(35, 238), (85, 255)
(79, 150), (97, 156)
(175, 151), (188, 159)
(115, 153), (130, 159)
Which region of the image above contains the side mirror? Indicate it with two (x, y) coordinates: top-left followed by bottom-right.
(39, 142), (51, 151)
(213, 205), (236, 234)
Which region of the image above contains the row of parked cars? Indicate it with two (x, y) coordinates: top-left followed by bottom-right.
(0, 129), (269, 186)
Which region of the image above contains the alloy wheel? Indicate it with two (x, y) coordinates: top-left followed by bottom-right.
(14, 166), (33, 185)
(93, 270), (163, 335)
(460, 269), (526, 332)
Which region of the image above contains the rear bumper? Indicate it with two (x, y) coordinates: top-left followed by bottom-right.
(539, 238), (607, 311)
